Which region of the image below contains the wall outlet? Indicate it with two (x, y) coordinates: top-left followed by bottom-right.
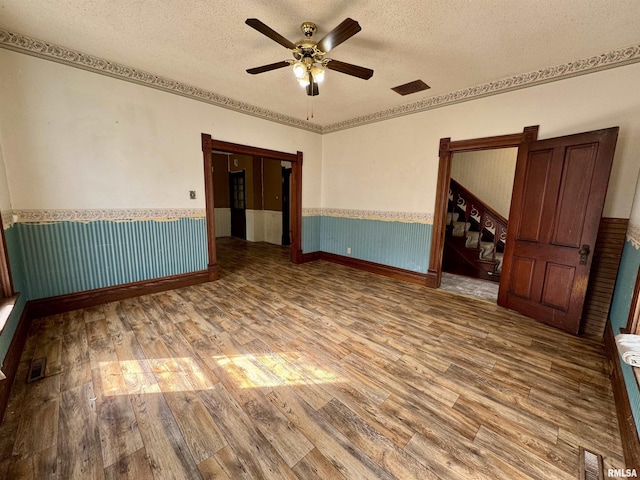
(347, 247), (351, 255)
(189, 190), (196, 199)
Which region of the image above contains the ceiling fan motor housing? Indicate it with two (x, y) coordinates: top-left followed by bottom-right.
(301, 22), (317, 37)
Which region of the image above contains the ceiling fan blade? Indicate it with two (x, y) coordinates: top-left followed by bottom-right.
(325, 59), (374, 80)
(246, 61), (290, 75)
(245, 18), (297, 50)
(306, 79), (319, 96)
(316, 18), (361, 53)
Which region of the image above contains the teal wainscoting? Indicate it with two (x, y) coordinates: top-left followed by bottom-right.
(18, 218), (207, 300)
(0, 225), (29, 364)
(302, 216), (321, 253)
(320, 216), (431, 273)
(610, 240), (640, 434)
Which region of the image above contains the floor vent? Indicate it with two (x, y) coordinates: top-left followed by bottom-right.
(27, 357), (46, 383)
(579, 447), (604, 480)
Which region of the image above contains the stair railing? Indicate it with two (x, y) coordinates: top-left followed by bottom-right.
(448, 178), (508, 263)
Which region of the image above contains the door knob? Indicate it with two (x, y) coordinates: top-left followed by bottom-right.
(578, 244), (590, 265)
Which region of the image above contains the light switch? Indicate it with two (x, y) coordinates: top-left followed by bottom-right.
(189, 190), (196, 199)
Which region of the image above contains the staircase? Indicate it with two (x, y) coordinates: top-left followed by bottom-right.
(443, 179), (508, 282)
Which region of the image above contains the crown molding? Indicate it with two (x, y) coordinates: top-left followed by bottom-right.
(1, 29), (638, 135)
(322, 44), (640, 133)
(0, 29), (323, 134)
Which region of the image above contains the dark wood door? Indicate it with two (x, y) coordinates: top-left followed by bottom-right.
(498, 127), (618, 334)
(282, 167), (291, 246)
(229, 171), (246, 239)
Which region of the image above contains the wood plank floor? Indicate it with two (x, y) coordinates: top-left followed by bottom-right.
(0, 237), (624, 479)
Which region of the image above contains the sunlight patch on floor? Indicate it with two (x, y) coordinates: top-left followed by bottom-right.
(215, 354), (344, 388)
(99, 353), (344, 395)
(99, 357), (214, 395)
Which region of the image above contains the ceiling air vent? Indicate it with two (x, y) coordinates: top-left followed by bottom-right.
(391, 79), (430, 96)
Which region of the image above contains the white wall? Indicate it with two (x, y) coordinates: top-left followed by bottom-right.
(245, 210), (264, 243)
(214, 208), (230, 237)
(2, 49), (639, 224)
(628, 168), (640, 232)
(263, 210), (283, 245)
(451, 148), (518, 218)
(322, 63), (640, 219)
(0, 50), (323, 211)
(241, 210), (283, 245)
(0, 143), (13, 226)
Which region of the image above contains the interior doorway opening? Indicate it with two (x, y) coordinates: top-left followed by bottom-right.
(440, 147), (519, 302)
(432, 125), (620, 336)
(429, 126), (540, 294)
(201, 134), (303, 281)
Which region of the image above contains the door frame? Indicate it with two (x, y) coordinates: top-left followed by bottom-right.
(428, 125), (539, 287)
(201, 134), (303, 280)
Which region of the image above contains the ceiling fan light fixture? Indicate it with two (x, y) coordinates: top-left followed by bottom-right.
(246, 17), (374, 98)
(311, 65), (325, 83)
(292, 61), (307, 79)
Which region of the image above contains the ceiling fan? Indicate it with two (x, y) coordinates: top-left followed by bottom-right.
(245, 18), (374, 96)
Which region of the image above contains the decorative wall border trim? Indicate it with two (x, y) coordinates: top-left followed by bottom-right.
(628, 223), (640, 250)
(302, 208), (433, 224)
(1, 210), (15, 231)
(0, 29), (323, 134)
(302, 208), (323, 217)
(1, 29), (638, 135)
(322, 43), (640, 133)
(10, 207), (433, 224)
(13, 208), (206, 223)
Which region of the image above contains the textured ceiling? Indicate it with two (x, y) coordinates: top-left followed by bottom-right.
(1, 0), (639, 127)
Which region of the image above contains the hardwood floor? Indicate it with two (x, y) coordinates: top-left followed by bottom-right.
(0, 237), (624, 479)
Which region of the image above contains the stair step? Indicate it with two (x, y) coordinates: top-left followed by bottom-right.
(446, 212), (460, 224)
(452, 221), (470, 237)
(494, 252), (504, 273)
(479, 241), (495, 260)
(465, 231), (480, 248)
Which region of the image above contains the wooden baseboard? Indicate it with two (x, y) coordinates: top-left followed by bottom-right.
(605, 320), (640, 469)
(0, 300), (30, 422)
(425, 269), (439, 288)
(319, 252), (434, 286)
(28, 270), (210, 319)
(299, 251), (321, 263)
(207, 265), (219, 281)
(288, 250), (441, 287)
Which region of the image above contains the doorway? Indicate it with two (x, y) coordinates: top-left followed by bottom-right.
(429, 126), (540, 287)
(201, 134), (303, 281)
(431, 125), (620, 335)
(282, 166), (292, 246)
(229, 170), (247, 239)
(442, 147), (518, 289)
